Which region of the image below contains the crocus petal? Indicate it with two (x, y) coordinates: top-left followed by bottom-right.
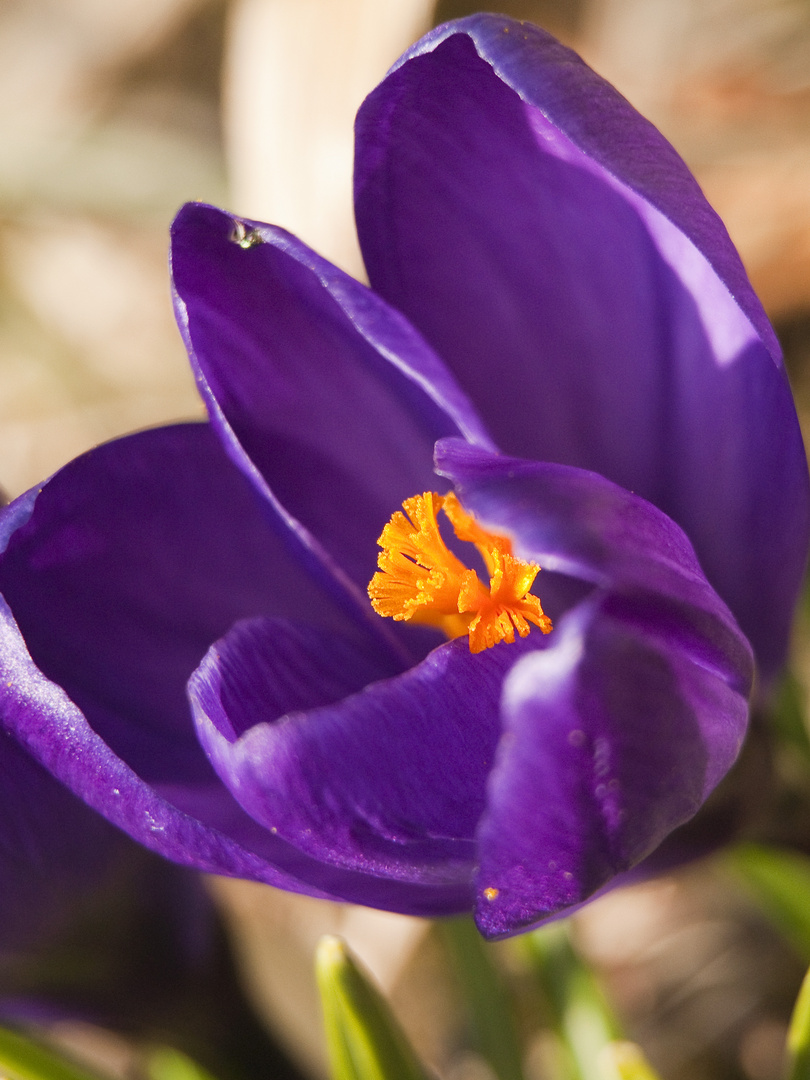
(474, 593), (749, 939)
(436, 438), (753, 648)
(171, 203), (493, 610)
(189, 618), (539, 913)
(0, 423), (405, 898)
(435, 440), (752, 935)
(0, 728), (125, 952)
(0, 423), (391, 756)
(355, 14), (809, 678)
(438, 439), (752, 692)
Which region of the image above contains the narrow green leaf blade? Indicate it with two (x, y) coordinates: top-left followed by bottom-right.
(521, 923), (620, 1080)
(786, 965), (810, 1080)
(0, 1026), (104, 1080)
(315, 935), (431, 1080)
(439, 917), (524, 1080)
(771, 672), (810, 765)
(146, 1047), (219, 1080)
(727, 843), (810, 960)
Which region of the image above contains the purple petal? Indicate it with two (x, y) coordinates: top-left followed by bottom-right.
(170, 203), (492, 609)
(438, 438), (750, 670)
(0, 728), (124, 952)
(433, 440), (751, 934)
(0, 423), (408, 898)
(0, 423), (391, 758)
(355, 15), (809, 678)
(190, 618), (537, 912)
(474, 594), (749, 939)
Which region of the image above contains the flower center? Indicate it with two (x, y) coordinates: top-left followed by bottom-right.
(367, 491), (552, 653)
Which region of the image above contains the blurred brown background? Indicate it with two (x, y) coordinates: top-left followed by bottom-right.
(2, 3), (810, 1080)
(2, 0), (810, 499)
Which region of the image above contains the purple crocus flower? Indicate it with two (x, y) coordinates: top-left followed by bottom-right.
(0, 15), (807, 940)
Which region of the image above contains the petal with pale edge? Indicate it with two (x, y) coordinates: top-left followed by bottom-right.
(186, 441), (751, 930)
(436, 440), (752, 936)
(0, 728), (124, 952)
(355, 14), (809, 680)
(474, 596), (748, 938)
(171, 203), (492, 611)
(189, 619), (528, 911)
(0, 423), (423, 902)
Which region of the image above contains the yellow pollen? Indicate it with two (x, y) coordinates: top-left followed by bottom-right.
(367, 491), (552, 653)
(483, 887), (500, 901)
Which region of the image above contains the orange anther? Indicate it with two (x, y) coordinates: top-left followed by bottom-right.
(368, 492), (552, 652)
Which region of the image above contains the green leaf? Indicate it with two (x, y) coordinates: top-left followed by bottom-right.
(438, 917), (525, 1080)
(787, 964), (810, 1080)
(521, 923), (620, 1080)
(770, 672), (810, 765)
(0, 1025), (105, 1080)
(597, 1041), (663, 1080)
(727, 843), (810, 960)
(315, 935), (432, 1080)
(146, 1047), (219, 1080)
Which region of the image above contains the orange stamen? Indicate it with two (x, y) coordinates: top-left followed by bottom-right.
(368, 492), (552, 653)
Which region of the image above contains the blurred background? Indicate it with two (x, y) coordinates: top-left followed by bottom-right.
(3, 0), (810, 499)
(2, 2), (810, 1080)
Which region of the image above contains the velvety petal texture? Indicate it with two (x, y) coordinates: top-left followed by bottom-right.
(190, 623), (531, 881)
(434, 441), (750, 934)
(0, 425), (426, 907)
(0, 728), (127, 953)
(190, 620), (502, 897)
(171, 203), (492, 622)
(184, 442), (750, 934)
(0, 13), (804, 943)
(475, 596), (746, 937)
(355, 15), (809, 679)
